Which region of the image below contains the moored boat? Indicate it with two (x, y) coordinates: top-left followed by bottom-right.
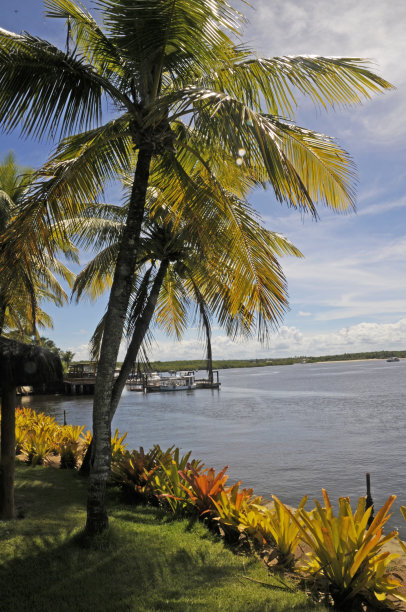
(126, 371), (196, 392)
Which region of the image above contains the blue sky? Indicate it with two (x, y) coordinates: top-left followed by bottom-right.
(1, 0), (406, 361)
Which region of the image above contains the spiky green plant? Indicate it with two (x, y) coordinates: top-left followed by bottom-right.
(290, 490), (405, 609)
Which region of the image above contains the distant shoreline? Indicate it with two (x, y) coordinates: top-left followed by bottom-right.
(311, 358), (384, 364)
(69, 351), (405, 372)
(136, 351), (406, 372)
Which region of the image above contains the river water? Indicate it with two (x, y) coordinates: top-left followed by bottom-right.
(21, 359), (406, 536)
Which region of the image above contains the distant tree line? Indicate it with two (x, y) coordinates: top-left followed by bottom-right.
(129, 350), (405, 372)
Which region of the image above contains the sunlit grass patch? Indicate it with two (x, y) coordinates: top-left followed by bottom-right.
(0, 463), (327, 611)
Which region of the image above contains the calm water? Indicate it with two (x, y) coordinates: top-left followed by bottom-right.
(22, 359), (406, 536)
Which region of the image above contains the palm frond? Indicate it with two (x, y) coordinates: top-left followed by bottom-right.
(0, 28), (107, 139)
(89, 312), (106, 360)
(154, 264), (188, 339)
(40, 253), (76, 289)
(0, 190), (14, 230)
(73, 243), (119, 301)
(61, 215), (123, 252)
(44, 0), (131, 87)
(98, 0), (243, 101)
(201, 54), (394, 118)
(162, 86), (357, 213)
(0, 117), (133, 264)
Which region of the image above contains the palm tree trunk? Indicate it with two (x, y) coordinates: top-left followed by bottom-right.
(110, 258), (170, 418)
(0, 385), (16, 519)
(191, 281), (213, 383)
(86, 145), (153, 535)
(80, 260), (169, 477)
(206, 330), (213, 384)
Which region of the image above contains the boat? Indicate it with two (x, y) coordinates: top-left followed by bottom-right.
(386, 356), (400, 362)
(126, 372), (159, 392)
(125, 376), (145, 392)
(148, 371), (196, 392)
(127, 371), (196, 392)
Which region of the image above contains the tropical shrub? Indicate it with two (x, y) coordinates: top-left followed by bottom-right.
(212, 483), (261, 541)
(57, 425), (85, 469)
(152, 448), (204, 516)
(111, 429), (128, 462)
(58, 443), (76, 469)
(80, 429), (93, 451)
(292, 490), (405, 609)
(24, 426), (54, 466)
(232, 501), (271, 546)
(13, 408), (90, 468)
(14, 408), (58, 465)
(238, 496), (308, 567)
(60, 425), (85, 445)
(179, 465), (229, 518)
(396, 506), (406, 555)
(110, 445), (171, 503)
(153, 458), (191, 516)
(14, 422), (28, 455)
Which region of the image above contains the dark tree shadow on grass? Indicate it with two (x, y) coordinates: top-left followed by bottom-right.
(2, 467), (324, 611)
(0, 513), (323, 612)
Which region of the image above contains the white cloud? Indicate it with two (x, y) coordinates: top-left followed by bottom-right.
(299, 318), (406, 355)
(357, 196), (406, 217)
(143, 317), (406, 361)
(248, 0), (406, 81)
(245, 0), (406, 144)
(68, 343), (91, 361)
(298, 311), (312, 317)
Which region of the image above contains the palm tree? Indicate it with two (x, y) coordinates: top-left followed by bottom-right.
(0, 152), (30, 333)
(0, 152), (75, 338)
(69, 179), (301, 423)
(0, 0), (393, 533)
(61, 350), (75, 370)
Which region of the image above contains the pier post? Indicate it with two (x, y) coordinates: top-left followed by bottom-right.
(366, 472), (374, 528)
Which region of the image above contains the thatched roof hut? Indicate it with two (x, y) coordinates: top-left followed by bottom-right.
(0, 336), (63, 387)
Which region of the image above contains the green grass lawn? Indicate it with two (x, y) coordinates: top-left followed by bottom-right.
(0, 464), (327, 612)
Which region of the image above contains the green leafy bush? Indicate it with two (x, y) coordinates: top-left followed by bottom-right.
(291, 490), (405, 609)
(110, 445), (170, 503)
(24, 427), (54, 466)
(57, 425), (85, 469)
(111, 429), (128, 462)
(239, 496), (308, 567)
(212, 483), (260, 541)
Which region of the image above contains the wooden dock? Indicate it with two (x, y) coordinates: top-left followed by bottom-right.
(63, 376), (96, 394)
(63, 363), (97, 394)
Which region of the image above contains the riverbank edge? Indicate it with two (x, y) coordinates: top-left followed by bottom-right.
(2, 463), (325, 612)
(12, 451), (406, 610)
